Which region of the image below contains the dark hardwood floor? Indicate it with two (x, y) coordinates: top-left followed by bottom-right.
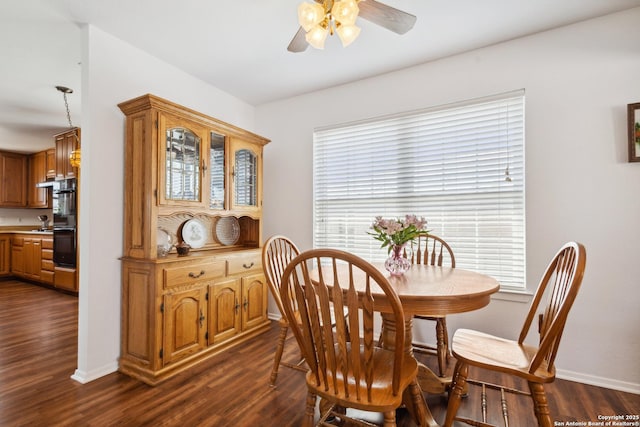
(0, 279), (637, 426)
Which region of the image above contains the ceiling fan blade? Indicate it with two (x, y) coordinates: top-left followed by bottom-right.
(358, 0), (417, 35)
(287, 26), (309, 53)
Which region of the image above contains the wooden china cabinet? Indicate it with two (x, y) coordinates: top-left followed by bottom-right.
(118, 94), (270, 385)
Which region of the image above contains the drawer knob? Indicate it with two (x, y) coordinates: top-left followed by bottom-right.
(242, 262), (254, 269)
(188, 270), (205, 279)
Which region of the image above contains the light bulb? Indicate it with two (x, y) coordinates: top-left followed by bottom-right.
(298, 2), (325, 32)
(332, 0), (359, 25)
(336, 24), (360, 47)
(306, 25), (329, 49)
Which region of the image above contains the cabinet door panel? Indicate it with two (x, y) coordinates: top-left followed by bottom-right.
(0, 237), (9, 276)
(55, 129), (79, 180)
(0, 152), (27, 207)
(242, 273), (268, 330)
(28, 151), (49, 208)
(158, 113), (207, 207)
(163, 287), (207, 365)
(209, 279), (241, 345)
(209, 132), (226, 210)
(10, 243), (23, 275)
(229, 138), (262, 212)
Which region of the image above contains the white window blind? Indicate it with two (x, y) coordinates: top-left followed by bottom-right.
(313, 90), (525, 290)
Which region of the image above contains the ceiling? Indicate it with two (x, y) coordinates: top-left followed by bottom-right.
(2, 0), (639, 153)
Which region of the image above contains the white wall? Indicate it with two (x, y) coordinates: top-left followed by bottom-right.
(73, 25), (257, 382)
(256, 8), (640, 393)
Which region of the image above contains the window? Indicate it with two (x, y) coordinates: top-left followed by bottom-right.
(313, 90), (525, 290)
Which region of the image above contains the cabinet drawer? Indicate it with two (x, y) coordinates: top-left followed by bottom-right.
(42, 248), (53, 260)
(163, 261), (226, 288)
(42, 259), (55, 271)
(12, 236), (24, 246)
(42, 239), (53, 249)
(227, 253), (262, 276)
(41, 270), (55, 284)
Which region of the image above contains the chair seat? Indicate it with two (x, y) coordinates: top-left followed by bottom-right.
(306, 346), (419, 412)
(451, 329), (555, 383)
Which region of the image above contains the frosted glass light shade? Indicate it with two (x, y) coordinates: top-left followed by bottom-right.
(336, 24), (360, 47)
(305, 25), (329, 49)
(298, 2), (325, 32)
(331, 0), (359, 25)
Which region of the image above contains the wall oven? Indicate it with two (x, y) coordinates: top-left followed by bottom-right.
(53, 178), (77, 268)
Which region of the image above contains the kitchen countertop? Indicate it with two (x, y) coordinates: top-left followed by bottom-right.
(0, 229), (53, 235)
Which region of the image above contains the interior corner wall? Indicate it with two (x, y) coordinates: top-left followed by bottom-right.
(256, 8), (640, 393)
(74, 24), (257, 383)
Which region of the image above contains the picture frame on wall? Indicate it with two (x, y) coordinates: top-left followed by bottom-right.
(628, 102), (640, 162)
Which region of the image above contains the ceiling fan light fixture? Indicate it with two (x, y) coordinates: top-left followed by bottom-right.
(298, 2), (325, 32)
(336, 24), (360, 47)
(305, 24), (329, 49)
(332, 0), (359, 26)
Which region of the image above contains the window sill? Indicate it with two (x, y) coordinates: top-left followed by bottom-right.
(491, 288), (534, 303)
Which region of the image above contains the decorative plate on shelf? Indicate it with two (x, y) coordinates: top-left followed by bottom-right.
(181, 218), (207, 249)
(215, 217), (240, 246)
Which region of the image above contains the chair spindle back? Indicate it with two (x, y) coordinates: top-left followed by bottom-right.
(519, 242), (586, 374)
(409, 233), (456, 267)
(262, 235), (300, 317)
(281, 249), (407, 400)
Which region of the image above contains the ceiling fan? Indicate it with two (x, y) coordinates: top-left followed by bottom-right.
(288, 0), (416, 52)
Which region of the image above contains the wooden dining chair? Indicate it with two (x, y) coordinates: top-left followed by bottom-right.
(443, 241), (587, 427)
(262, 235), (307, 387)
(407, 233), (456, 377)
(280, 248), (422, 427)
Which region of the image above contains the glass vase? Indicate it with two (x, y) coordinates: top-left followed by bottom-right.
(384, 244), (411, 276)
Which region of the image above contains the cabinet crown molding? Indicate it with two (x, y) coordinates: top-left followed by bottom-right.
(118, 94), (270, 146)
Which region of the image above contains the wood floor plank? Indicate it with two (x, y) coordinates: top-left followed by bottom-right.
(0, 279), (637, 426)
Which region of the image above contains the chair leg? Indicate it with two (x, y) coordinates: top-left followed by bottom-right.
(304, 391), (316, 427)
(383, 411), (396, 427)
(435, 317), (449, 377)
(269, 323), (289, 387)
(528, 382), (552, 427)
(443, 361), (468, 427)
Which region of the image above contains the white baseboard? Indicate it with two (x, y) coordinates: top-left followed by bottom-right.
(556, 368), (640, 395)
(70, 361), (119, 384)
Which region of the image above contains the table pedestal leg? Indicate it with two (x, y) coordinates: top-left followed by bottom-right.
(381, 313), (441, 427)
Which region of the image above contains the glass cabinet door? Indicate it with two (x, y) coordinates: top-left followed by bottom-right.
(165, 127), (201, 202)
(209, 132), (225, 209)
(231, 138), (261, 210)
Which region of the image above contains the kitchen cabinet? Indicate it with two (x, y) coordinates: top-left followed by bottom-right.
(118, 94), (270, 385)
(45, 148), (56, 179)
(54, 267), (77, 292)
(11, 239), (24, 275)
(28, 150), (51, 208)
(0, 235), (10, 277)
(10, 234), (53, 283)
(54, 128), (80, 180)
(0, 151), (27, 207)
(40, 237), (54, 285)
(23, 237), (42, 280)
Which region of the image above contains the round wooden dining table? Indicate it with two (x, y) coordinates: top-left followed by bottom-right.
(317, 263), (500, 427)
